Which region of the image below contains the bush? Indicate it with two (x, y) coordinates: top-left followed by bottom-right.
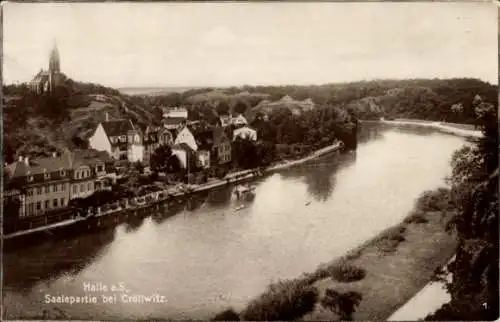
(212, 308), (240, 321)
(376, 226), (407, 254)
(321, 289), (363, 320)
(404, 211), (429, 224)
(330, 262), (367, 282)
(309, 262), (366, 283)
(240, 279), (319, 321)
(417, 188), (452, 212)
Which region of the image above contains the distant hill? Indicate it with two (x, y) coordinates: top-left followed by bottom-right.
(117, 86), (199, 96)
(3, 79), (162, 163)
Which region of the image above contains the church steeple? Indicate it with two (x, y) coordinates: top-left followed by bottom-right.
(49, 41), (60, 74)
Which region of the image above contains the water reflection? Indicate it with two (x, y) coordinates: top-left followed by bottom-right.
(3, 227), (115, 292)
(205, 187), (233, 207)
(280, 152), (357, 202)
(124, 215), (146, 233)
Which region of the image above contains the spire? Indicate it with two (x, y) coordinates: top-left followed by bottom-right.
(49, 40), (60, 73)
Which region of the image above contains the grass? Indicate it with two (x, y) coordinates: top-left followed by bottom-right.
(239, 278), (319, 321)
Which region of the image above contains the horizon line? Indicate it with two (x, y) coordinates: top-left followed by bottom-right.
(4, 76), (498, 90)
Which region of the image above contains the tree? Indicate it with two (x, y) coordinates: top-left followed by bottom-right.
(321, 289), (362, 321)
(216, 101), (230, 116)
(150, 145), (173, 173)
(427, 95), (498, 320)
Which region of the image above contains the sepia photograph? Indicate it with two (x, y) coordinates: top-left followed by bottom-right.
(1, 1), (498, 321)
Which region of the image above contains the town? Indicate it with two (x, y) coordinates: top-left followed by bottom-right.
(3, 43), (355, 237)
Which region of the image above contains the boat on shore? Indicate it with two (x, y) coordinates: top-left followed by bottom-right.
(234, 184), (256, 201)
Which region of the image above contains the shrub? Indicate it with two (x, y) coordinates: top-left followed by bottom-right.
(417, 188), (452, 212)
(330, 262), (367, 282)
(404, 211), (429, 224)
(376, 226), (407, 254)
(240, 279), (319, 321)
(212, 308), (240, 321)
(321, 289), (363, 320)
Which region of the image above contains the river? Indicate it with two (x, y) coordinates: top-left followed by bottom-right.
(2, 123), (466, 320)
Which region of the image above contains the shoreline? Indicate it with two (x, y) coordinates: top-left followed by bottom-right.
(237, 189), (458, 321)
(3, 141), (343, 241)
(361, 119), (483, 139)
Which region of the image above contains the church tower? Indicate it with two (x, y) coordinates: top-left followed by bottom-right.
(48, 42), (62, 92)
(49, 42), (60, 73)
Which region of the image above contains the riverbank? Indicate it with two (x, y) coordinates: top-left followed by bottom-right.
(232, 189), (458, 321)
(3, 141), (343, 241)
(361, 119), (483, 139)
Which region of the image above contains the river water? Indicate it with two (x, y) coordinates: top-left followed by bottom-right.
(3, 123), (466, 320)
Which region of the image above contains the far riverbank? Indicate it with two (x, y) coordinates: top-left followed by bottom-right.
(361, 119), (482, 139)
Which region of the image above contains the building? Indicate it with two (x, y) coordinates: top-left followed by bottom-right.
(69, 150), (113, 200)
(3, 150), (112, 218)
(233, 126), (258, 141)
(163, 107), (188, 131)
(212, 127), (232, 165)
(174, 124), (213, 169)
(127, 128), (145, 163)
(88, 114), (136, 161)
(142, 125), (175, 164)
(30, 42), (66, 94)
(171, 143), (196, 171)
(218, 114), (248, 128)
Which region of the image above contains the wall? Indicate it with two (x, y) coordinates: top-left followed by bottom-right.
(23, 181), (71, 217)
(174, 128), (198, 151)
(89, 124), (112, 156)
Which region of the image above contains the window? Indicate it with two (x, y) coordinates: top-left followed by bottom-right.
(53, 199), (58, 208)
(36, 201), (41, 211)
(76, 172), (80, 179)
(27, 189), (33, 196)
(88, 182), (93, 191)
(45, 186), (50, 193)
(45, 200), (50, 209)
(28, 203), (34, 215)
(73, 185), (77, 194)
(80, 184), (85, 192)
(53, 184), (58, 192)
(60, 198), (65, 206)
(44, 172), (50, 180)
(61, 184), (66, 191)
(37, 187), (42, 195)
(60, 169), (66, 177)
(27, 175), (34, 183)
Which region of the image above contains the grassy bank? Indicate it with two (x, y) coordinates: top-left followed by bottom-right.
(213, 188), (458, 321)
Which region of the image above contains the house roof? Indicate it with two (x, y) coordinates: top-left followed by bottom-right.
(101, 120), (135, 137)
(163, 117), (186, 126)
(6, 150), (112, 179)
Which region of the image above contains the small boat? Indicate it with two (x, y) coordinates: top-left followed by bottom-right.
(235, 205), (246, 211)
(305, 201), (311, 206)
(234, 184), (256, 200)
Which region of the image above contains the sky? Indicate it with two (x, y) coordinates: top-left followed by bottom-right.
(2, 2), (498, 88)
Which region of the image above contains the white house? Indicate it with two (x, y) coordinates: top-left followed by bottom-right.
(127, 129), (145, 163)
(174, 126), (198, 151)
(88, 114), (137, 161)
(233, 126), (257, 141)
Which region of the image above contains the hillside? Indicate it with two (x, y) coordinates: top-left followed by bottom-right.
(3, 79), (162, 163)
